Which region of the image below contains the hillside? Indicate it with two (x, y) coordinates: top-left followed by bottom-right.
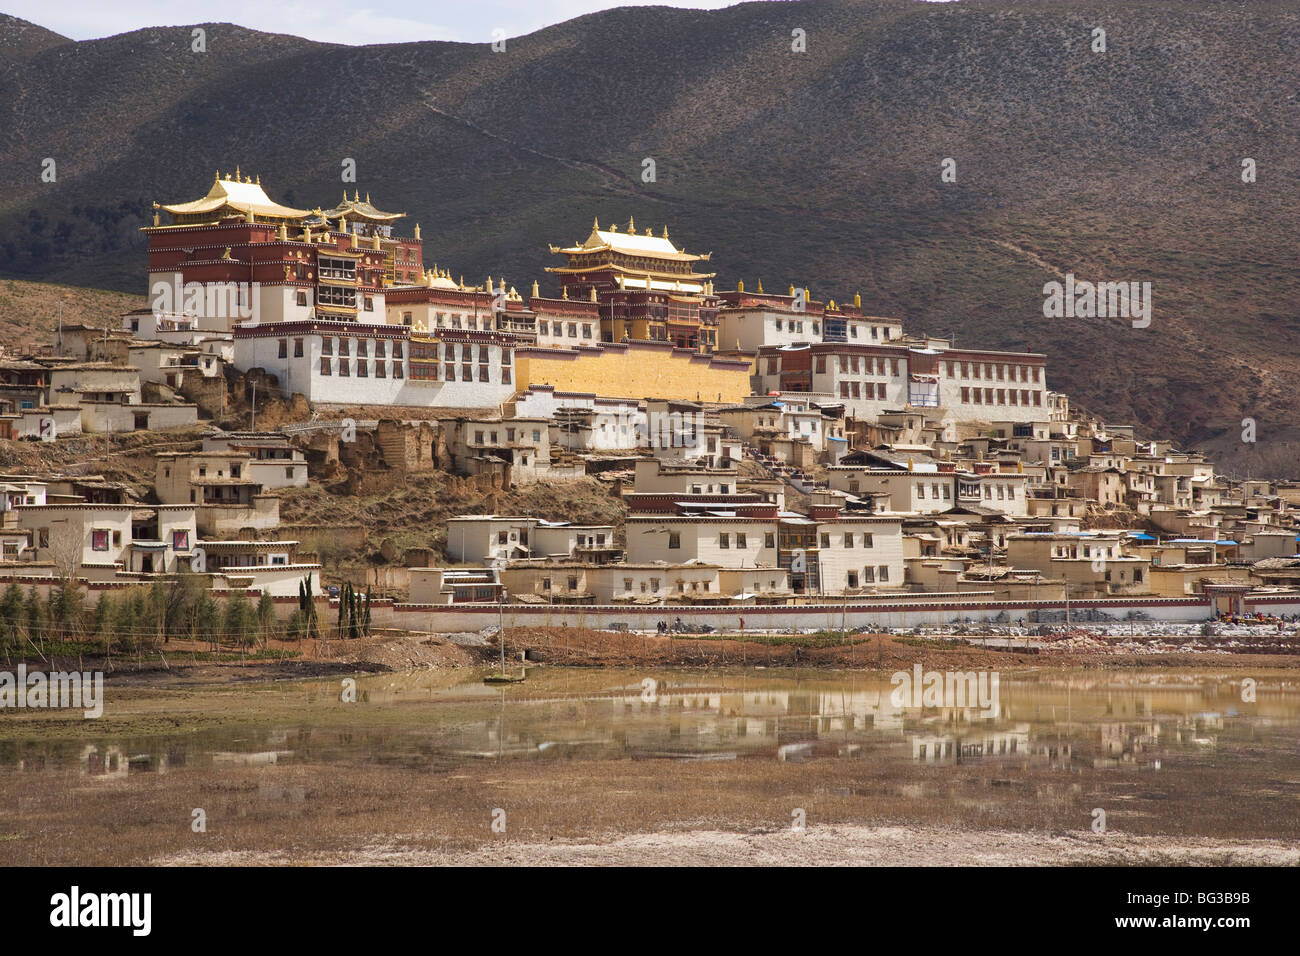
(1, 1), (1298, 463)
(0, 279), (145, 346)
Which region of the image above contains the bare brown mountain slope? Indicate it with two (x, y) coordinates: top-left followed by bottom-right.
(1, 1), (1298, 466)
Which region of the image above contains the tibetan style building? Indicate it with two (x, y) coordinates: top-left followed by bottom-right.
(142, 172), (421, 332)
(546, 218), (720, 351)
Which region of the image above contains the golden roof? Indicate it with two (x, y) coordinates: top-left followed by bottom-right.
(318, 189), (406, 223)
(550, 219), (707, 263)
(159, 172), (310, 222)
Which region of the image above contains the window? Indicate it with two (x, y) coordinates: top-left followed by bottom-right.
(277, 340), (287, 359)
(364, 297), (374, 312)
(92, 530), (109, 551)
(339, 339), (350, 356)
(719, 533), (730, 549)
(568, 323), (578, 337)
(764, 533), (775, 548)
(668, 533), (681, 550)
(357, 360), (368, 378)
(844, 532), (854, 548)
(38, 528), (49, 549)
(862, 566), (875, 583)
(582, 324), (592, 339)
(294, 338), (304, 358)
(339, 359), (350, 376)
(863, 533), (873, 548)
(322, 338), (333, 355)
(847, 571), (858, 588)
(736, 533), (747, 548)
(568, 576), (578, 591)
(820, 533), (830, 548)
(375, 360), (386, 378)
(650, 578), (661, 592)
(296, 291), (308, 307)
(172, 530), (189, 550)
(878, 565), (889, 582)
(285, 467), (294, 479)
(624, 577), (634, 591)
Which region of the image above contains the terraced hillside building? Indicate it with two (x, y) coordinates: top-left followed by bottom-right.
(140, 172), (419, 332)
(546, 218), (721, 351)
(756, 337), (1051, 423)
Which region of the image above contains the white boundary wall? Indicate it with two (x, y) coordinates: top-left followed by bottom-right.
(367, 594), (1214, 633)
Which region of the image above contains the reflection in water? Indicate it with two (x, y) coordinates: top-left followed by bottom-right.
(0, 670), (1296, 783)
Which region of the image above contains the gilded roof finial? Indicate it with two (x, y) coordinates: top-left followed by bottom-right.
(737, 279), (744, 293)
(354, 189), (360, 202)
(645, 227), (652, 236)
(235, 165), (241, 180)
(592, 216), (600, 231)
(854, 292), (861, 308)
(662, 225), (669, 239)
(788, 284), (795, 297)
(214, 169), (220, 182)
(627, 215), (635, 232)
(531, 280), (539, 298)
(610, 222), (618, 233)
(562, 286), (568, 299)
(256, 173), (260, 185)
(590, 287), (597, 302)
(365, 192), (371, 203)
(757, 278), (764, 293)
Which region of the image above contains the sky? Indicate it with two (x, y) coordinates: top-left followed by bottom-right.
(3, 0), (758, 46)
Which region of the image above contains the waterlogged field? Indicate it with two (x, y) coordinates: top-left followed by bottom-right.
(1, 667), (1298, 865)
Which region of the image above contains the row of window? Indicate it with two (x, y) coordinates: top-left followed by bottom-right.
(295, 290), (376, 310)
(283, 338), (404, 359)
(840, 381), (888, 400)
(946, 361), (1040, 382)
(960, 387), (1043, 406)
(50, 529), (190, 551)
(831, 355), (901, 376)
(539, 320), (594, 339)
(320, 358), (404, 379)
(846, 566), (891, 587)
(476, 427), (543, 445)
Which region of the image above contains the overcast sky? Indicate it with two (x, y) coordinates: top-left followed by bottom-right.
(5, 0), (762, 46)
